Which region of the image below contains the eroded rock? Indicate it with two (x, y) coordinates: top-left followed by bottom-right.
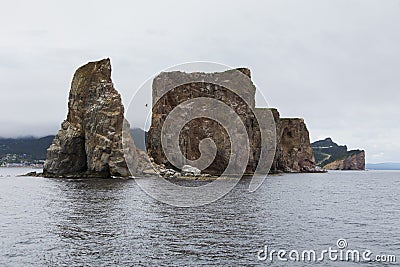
(146, 68), (320, 174)
(43, 59), (149, 178)
(271, 114), (321, 173)
(323, 152), (365, 170)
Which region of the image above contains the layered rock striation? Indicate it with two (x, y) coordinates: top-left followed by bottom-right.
(43, 59), (148, 178)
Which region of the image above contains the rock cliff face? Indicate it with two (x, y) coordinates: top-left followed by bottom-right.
(323, 152), (365, 170)
(311, 138), (365, 170)
(147, 68), (319, 174)
(147, 68), (259, 175)
(43, 59), (147, 178)
(270, 111), (318, 173)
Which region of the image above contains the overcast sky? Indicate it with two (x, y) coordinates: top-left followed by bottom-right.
(1, 0), (399, 163)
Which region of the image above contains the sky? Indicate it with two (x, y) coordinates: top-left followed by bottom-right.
(0, 0), (399, 163)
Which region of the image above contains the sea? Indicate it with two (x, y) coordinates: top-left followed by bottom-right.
(0, 168), (399, 266)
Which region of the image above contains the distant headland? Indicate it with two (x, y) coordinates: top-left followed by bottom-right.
(312, 138), (365, 170)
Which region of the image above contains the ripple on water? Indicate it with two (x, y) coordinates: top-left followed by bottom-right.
(0, 169), (399, 266)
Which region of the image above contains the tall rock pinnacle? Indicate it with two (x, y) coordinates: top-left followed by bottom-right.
(44, 58), (145, 178)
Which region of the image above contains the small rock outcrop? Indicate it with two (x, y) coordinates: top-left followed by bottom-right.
(312, 138), (365, 170)
(43, 59), (148, 178)
(181, 165), (201, 176)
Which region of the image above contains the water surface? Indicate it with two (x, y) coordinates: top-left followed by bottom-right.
(0, 168), (399, 266)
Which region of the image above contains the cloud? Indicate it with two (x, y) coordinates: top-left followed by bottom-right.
(0, 0), (399, 162)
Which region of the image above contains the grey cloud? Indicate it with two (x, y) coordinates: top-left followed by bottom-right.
(0, 0), (399, 163)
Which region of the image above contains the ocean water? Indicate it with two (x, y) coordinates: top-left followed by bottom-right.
(0, 168), (399, 266)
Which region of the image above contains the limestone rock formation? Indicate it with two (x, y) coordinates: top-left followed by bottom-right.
(147, 68), (320, 174)
(312, 138), (365, 170)
(43, 59), (148, 178)
(269, 110), (320, 173)
(147, 68), (260, 175)
(42, 62), (325, 177)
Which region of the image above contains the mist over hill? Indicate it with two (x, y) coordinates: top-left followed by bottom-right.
(0, 136), (54, 161)
(0, 128), (147, 164)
